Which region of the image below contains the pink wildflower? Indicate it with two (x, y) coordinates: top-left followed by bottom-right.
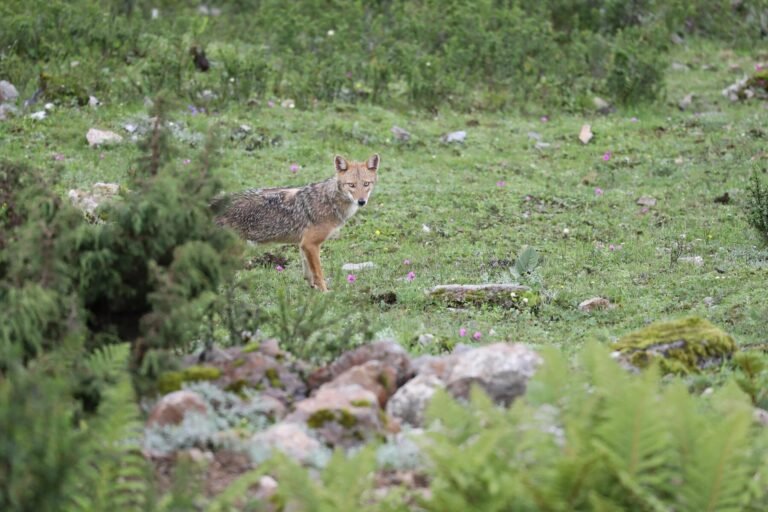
(472, 331), (482, 341)
(290, 163), (300, 173)
(595, 187), (604, 196)
(347, 274), (357, 283)
(406, 271), (415, 281)
(276, 265), (284, 272)
(53, 153), (65, 161)
(602, 152), (612, 161)
(496, 180), (506, 187)
(540, 115), (549, 122)
(183, 159), (191, 165)
(459, 327), (467, 337)
(403, 259), (411, 265)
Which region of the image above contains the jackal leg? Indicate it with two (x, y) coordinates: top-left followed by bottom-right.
(300, 242), (327, 291)
(299, 245), (314, 286)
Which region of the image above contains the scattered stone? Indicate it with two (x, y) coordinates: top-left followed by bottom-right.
(671, 62), (690, 71)
(86, 128), (123, 147)
(88, 95), (100, 108)
(441, 130), (466, 143)
(147, 390), (208, 427)
(0, 103), (18, 120)
(755, 408), (768, 427)
(703, 296), (715, 308)
(636, 196), (657, 207)
(308, 340), (414, 390)
(0, 80), (19, 103)
(29, 110), (47, 120)
(428, 284), (533, 309)
(391, 125), (411, 142)
(44, 102), (55, 111)
(578, 297), (614, 312)
(386, 374), (445, 427)
(535, 141), (551, 150)
(416, 333), (435, 347)
(527, 131), (542, 141)
(68, 182), (121, 221)
(612, 317), (736, 374)
(446, 343), (542, 406)
(593, 96), (610, 110)
(410, 354), (457, 380)
(341, 262), (376, 271)
(123, 122), (139, 134)
(320, 360), (399, 408)
(578, 124), (593, 144)
(280, 99), (295, 109)
(250, 423), (326, 466)
(678, 93), (695, 111)
(679, 256), (704, 266)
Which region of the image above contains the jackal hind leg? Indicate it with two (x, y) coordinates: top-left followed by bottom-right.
(299, 245), (314, 286)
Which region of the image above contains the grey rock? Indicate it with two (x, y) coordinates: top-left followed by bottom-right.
(386, 374), (445, 427)
(86, 128), (123, 147)
(147, 390), (209, 427)
(446, 343), (542, 406)
(250, 423), (327, 466)
(441, 130), (466, 143)
(0, 80), (19, 103)
(342, 261), (376, 271)
(391, 125), (411, 142)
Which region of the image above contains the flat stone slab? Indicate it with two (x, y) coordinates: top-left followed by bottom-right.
(428, 284), (532, 308)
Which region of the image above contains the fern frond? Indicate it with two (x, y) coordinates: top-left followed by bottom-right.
(62, 343), (150, 512)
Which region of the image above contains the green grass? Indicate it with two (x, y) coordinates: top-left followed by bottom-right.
(2, 40), (766, 356)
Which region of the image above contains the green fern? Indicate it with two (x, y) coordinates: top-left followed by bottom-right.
(62, 343), (150, 512)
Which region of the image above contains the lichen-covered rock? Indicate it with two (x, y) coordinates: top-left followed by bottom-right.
(428, 284), (539, 309)
(386, 374), (445, 427)
(148, 390), (208, 427)
(446, 343), (542, 405)
(612, 317), (736, 374)
(249, 422), (328, 466)
(68, 182), (121, 222)
(286, 384), (392, 448)
(321, 360), (399, 407)
(308, 340), (413, 390)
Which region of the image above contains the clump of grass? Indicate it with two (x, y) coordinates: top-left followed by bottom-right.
(745, 172), (768, 242)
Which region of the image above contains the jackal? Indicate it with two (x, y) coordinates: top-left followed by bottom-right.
(213, 154), (380, 291)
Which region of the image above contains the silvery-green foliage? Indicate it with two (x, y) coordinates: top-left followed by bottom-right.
(375, 430), (426, 471)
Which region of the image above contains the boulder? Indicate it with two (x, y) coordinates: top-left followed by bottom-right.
(308, 340), (413, 390)
(446, 343), (542, 405)
(321, 360), (399, 407)
(250, 422), (326, 466)
(612, 317), (736, 374)
(386, 374), (445, 427)
(147, 390), (208, 427)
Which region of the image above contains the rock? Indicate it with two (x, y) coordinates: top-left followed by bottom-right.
(578, 124), (593, 144)
(722, 76), (751, 101)
(678, 93), (695, 111)
(286, 384), (391, 448)
(755, 408), (768, 427)
(88, 95), (100, 108)
(0, 103), (18, 120)
(250, 422), (326, 465)
(148, 390), (208, 427)
(341, 261), (376, 271)
(671, 62), (690, 71)
(527, 131), (542, 141)
(411, 354), (457, 380)
(217, 351), (307, 404)
(441, 130), (466, 143)
(29, 110), (46, 120)
(428, 284), (534, 309)
(0, 80), (18, 103)
(86, 128), (123, 147)
(68, 182), (121, 221)
(592, 96), (610, 110)
(416, 333), (435, 347)
(391, 125), (411, 142)
(320, 360), (399, 407)
(386, 374), (445, 427)
(636, 196), (657, 207)
(679, 256), (704, 266)
(578, 297), (614, 312)
(445, 343), (542, 406)
(611, 317), (736, 374)
(308, 340), (413, 390)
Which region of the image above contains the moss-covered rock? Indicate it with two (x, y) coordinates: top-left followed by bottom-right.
(613, 317), (736, 374)
(428, 284), (539, 310)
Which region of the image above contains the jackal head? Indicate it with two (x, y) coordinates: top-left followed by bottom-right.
(334, 154), (380, 207)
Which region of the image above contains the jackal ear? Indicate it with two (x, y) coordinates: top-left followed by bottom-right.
(334, 155), (348, 173)
(366, 154), (380, 172)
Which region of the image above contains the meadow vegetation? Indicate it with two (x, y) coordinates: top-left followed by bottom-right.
(2, 0), (768, 510)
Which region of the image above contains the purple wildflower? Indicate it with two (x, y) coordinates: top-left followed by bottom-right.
(347, 274), (357, 283)
(459, 327), (467, 337)
(472, 331), (482, 341)
(406, 271), (415, 281)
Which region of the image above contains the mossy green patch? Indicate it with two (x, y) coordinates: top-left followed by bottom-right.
(232, 357), (246, 368)
(265, 367), (283, 389)
(306, 408), (359, 429)
(614, 317), (736, 374)
(242, 342), (261, 353)
(157, 365), (222, 394)
(350, 399), (373, 407)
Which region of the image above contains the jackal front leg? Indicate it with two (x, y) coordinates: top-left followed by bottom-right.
(299, 240), (328, 291)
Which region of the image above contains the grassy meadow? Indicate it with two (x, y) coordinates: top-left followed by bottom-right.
(2, 41), (766, 355)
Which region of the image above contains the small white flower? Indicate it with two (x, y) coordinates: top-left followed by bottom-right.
(327, 29), (335, 37)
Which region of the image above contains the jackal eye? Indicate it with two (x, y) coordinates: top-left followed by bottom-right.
(347, 183), (356, 188)
(363, 182), (371, 187)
